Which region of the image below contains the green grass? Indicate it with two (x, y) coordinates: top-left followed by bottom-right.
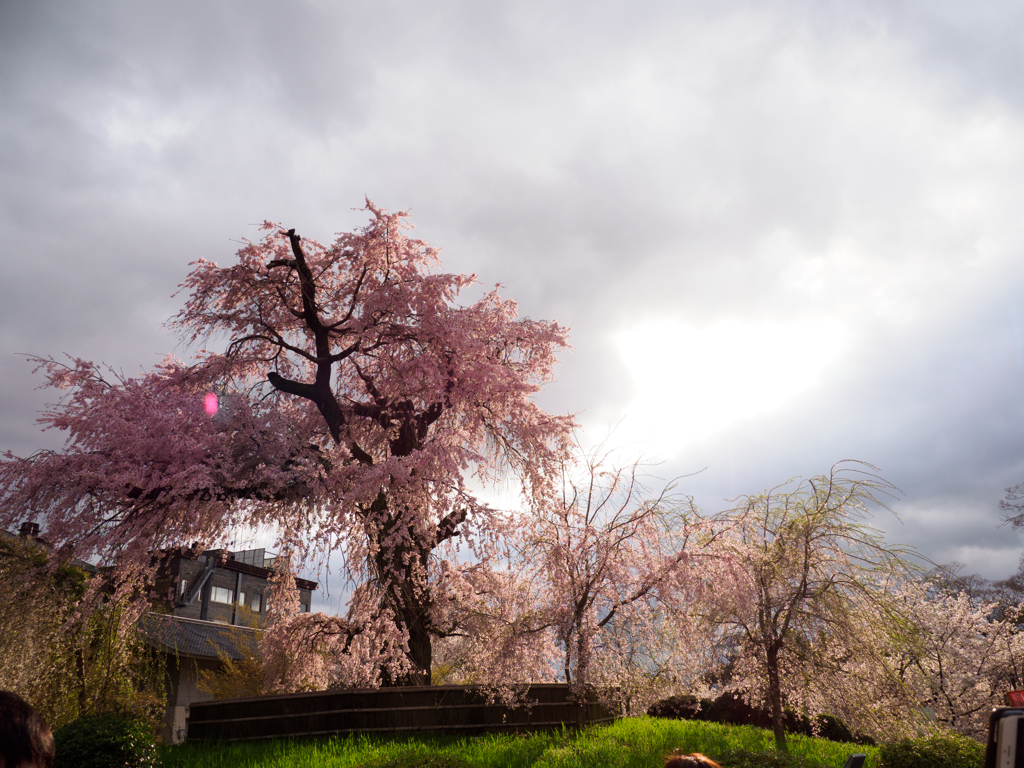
(161, 717), (879, 768)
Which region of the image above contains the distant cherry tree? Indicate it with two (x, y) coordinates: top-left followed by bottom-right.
(521, 437), (724, 713)
(704, 462), (920, 749)
(429, 562), (559, 696)
(0, 201), (572, 686)
(893, 581), (1024, 739)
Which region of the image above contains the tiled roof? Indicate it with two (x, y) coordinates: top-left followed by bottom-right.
(140, 613), (260, 660)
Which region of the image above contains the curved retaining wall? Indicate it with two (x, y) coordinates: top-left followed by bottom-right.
(186, 683), (616, 742)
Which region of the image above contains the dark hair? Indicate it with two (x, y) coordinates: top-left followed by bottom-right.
(0, 691), (54, 768)
(664, 753), (723, 768)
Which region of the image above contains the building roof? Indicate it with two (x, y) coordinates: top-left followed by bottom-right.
(159, 545), (318, 592)
(219, 556), (319, 592)
(140, 613), (260, 661)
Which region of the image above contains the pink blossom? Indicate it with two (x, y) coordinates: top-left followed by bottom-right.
(0, 201), (573, 686)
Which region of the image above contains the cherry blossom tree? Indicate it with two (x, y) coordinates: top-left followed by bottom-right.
(428, 561), (559, 698)
(893, 581), (1024, 739)
(703, 462), (919, 750)
(0, 201), (572, 686)
(520, 437), (722, 713)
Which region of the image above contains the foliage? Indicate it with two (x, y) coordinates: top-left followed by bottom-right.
(647, 693), (869, 745)
(0, 534), (165, 730)
(195, 607), (267, 700)
(876, 732), (983, 768)
(701, 462), (921, 749)
(196, 641), (267, 700)
(54, 712), (160, 768)
(161, 717), (878, 768)
(0, 201), (572, 686)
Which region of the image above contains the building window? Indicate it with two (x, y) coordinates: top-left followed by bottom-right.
(237, 591), (246, 607)
(211, 586), (234, 604)
(299, 602), (310, 613)
(251, 593), (262, 613)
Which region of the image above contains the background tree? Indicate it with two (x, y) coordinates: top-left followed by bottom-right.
(0, 201), (572, 686)
(521, 437), (719, 713)
(991, 557), (1024, 630)
(1000, 483), (1024, 528)
(892, 581), (1024, 739)
(0, 533), (164, 729)
(195, 617), (267, 702)
(994, 486), (1024, 624)
(428, 562), (559, 699)
(703, 462), (919, 750)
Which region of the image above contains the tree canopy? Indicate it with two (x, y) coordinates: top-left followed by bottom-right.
(522, 437), (712, 710)
(0, 201), (573, 685)
(703, 462), (919, 749)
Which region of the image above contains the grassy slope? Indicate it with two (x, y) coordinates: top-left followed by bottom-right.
(161, 716), (879, 768)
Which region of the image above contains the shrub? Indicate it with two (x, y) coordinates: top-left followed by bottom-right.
(877, 732), (984, 768)
(648, 694), (712, 720)
(53, 713), (160, 768)
(811, 713), (856, 744)
(647, 692), (765, 725)
(647, 692), (873, 745)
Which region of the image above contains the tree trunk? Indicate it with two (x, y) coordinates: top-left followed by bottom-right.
(766, 645), (788, 751)
(396, 602), (432, 686)
(376, 528), (434, 687)
(376, 589), (432, 686)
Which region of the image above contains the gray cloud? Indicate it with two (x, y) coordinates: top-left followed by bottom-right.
(3, 0), (1024, 582)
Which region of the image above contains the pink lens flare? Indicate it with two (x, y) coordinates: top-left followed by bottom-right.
(204, 392), (219, 416)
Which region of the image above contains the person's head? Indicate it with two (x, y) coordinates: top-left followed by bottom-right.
(664, 753), (723, 768)
(0, 691), (54, 768)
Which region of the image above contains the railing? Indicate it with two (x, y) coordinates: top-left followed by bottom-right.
(186, 683), (616, 742)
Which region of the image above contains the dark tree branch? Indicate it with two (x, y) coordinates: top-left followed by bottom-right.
(437, 507), (468, 543)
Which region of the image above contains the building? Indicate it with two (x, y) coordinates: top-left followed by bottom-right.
(152, 545), (315, 626)
(143, 545), (318, 743)
(2, 525), (319, 743)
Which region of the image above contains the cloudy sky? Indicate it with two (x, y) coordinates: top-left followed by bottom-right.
(3, 1), (1024, 607)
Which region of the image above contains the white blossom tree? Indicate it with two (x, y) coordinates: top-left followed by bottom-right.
(519, 437), (725, 712)
(704, 462), (920, 749)
(894, 581), (1024, 739)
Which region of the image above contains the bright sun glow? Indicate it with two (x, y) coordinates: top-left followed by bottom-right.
(611, 319), (846, 458)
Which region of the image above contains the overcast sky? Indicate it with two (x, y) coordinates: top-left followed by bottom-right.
(3, 1), (1024, 609)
